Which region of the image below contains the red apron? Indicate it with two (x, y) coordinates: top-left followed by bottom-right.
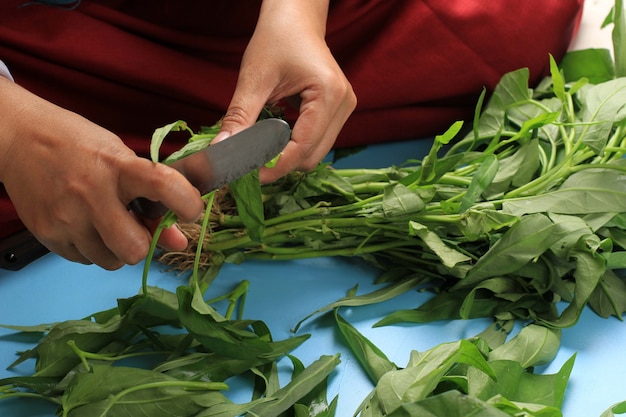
(0, 0), (583, 238)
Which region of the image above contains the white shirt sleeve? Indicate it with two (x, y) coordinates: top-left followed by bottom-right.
(0, 60), (14, 82)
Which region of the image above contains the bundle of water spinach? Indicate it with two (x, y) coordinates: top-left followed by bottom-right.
(162, 53), (626, 332)
(148, 47), (626, 416)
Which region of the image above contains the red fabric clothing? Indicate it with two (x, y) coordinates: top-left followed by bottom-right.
(0, 0), (583, 238)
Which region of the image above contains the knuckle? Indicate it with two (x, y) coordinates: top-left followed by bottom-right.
(346, 84), (357, 110)
(334, 78), (357, 110)
(299, 159), (319, 173)
(150, 164), (180, 191)
(221, 106), (254, 128)
(120, 241), (149, 266)
(291, 146), (320, 173)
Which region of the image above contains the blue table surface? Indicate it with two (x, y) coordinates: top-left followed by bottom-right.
(1, 139), (625, 416)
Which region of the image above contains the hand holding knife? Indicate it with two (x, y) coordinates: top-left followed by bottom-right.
(1, 118), (291, 270)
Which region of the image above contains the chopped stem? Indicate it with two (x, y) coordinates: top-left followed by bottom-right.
(0, 392), (61, 404)
(192, 192), (216, 288)
(142, 211), (177, 295)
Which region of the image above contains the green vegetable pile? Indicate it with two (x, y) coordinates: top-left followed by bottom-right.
(3, 3), (626, 416)
(0, 259), (341, 416)
(166, 53), (626, 330)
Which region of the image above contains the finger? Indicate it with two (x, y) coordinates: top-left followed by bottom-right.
(258, 102), (342, 183)
(39, 227), (125, 270)
(121, 158), (204, 223)
(260, 79), (356, 183)
(43, 240), (93, 266)
(73, 228), (126, 270)
(94, 204), (152, 266)
(216, 69), (274, 141)
(142, 217), (189, 252)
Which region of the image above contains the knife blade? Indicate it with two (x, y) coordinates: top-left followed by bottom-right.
(128, 118), (291, 219)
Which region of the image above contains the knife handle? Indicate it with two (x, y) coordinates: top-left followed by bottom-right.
(0, 229), (49, 271)
(127, 197), (168, 220)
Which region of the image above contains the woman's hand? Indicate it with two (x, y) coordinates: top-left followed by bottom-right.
(0, 78), (204, 270)
(217, 0), (357, 183)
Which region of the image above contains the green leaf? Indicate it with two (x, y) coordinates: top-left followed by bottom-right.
(560, 49), (614, 84)
(247, 354), (341, 417)
(409, 221), (471, 268)
(403, 153), (464, 187)
(293, 165), (355, 201)
(436, 120), (464, 145)
(13, 314), (127, 377)
(578, 79), (626, 153)
(373, 289), (512, 326)
(486, 394), (562, 417)
(287, 354), (338, 417)
(459, 155), (499, 213)
(488, 324), (561, 368)
(386, 390), (510, 417)
(484, 140), (540, 199)
(601, 400), (626, 417)
(293, 277), (423, 332)
(176, 286), (273, 359)
(162, 137), (212, 165)
(549, 54), (566, 102)
(0, 376), (61, 396)
(539, 234), (606, 328)
(359, 340), (494, 415)
(588, 269), (626, 319)
(470, 69), (532, 140)
(456, 214), (570, 289)
(117, 286), (180, 325)
(382, 183), (425, 217)
(62, 364), (227, 417)
(150, 120), (188, 163)
(159, 334), (309, 382)
(229, 170), (265, 242)
(334, 311), (397, 384)
(468, 355), (576, 409)
(494, 68), (533, 106)
(407, 120), (464, 187)
(0, 323), (54, 333)
(193, 392), (271, 417)
(456, 209), (518, 240)
(459, 277), (524, 321)
(473, 320), (514, 351)
(613, 0), (626, 77)
(511, 111), (560, 142)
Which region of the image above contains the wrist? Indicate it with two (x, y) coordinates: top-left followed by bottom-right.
(258, 0), (329, 38)
(0, 78), (41, 182)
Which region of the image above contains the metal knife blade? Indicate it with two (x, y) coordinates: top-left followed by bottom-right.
(129, 118), (291, 219)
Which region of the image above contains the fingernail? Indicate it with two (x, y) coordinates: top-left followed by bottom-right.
(213, 131), (230, 144)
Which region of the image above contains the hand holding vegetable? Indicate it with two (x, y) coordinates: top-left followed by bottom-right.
(0, 78), (204, 270)
(217, 0), (357, 183)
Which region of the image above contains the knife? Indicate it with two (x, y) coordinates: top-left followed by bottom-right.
(128, 117), (291, 219)
(0, 228), (49, 271)
(0, 118), (291, 271)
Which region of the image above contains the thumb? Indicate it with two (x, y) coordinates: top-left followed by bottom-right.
(215, 83), (269, 143)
